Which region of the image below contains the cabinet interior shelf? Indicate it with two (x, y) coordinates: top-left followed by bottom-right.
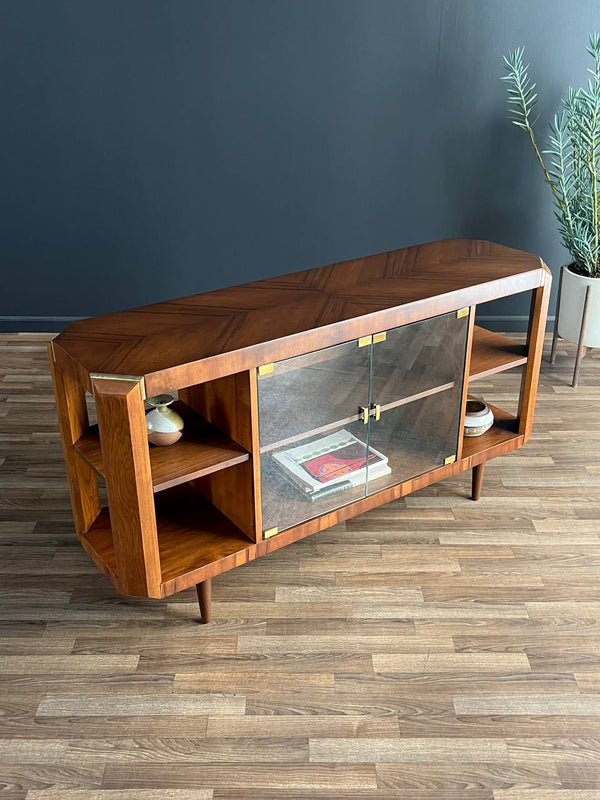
(74, 401), (250, 493)
(461, 404), (521, 459)
(470, 326), (527, 381)
(260, 380), (456, 454)
(81, 483), (251, 593)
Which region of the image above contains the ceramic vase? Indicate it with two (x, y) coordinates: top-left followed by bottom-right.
(145, 394), (184, 446)
(464, 398), (494, 438)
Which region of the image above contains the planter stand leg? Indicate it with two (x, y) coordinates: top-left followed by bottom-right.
(572, 285), (592, 388)
(550, 266), (564, 365)
(471, 462), (486, 501)
(196, 579), (212, 623)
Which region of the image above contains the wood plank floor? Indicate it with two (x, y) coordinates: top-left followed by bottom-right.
(0, 331), (599, 799)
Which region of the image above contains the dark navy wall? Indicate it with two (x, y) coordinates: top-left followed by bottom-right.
(2, 0), (600, 330)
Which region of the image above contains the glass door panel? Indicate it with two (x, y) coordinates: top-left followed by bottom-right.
(258, 339), (372, 534)
(366, 311), (469, 495)
(371, 313), (467, 406)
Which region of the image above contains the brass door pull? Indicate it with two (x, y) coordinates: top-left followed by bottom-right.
(370, 403), (381, 421)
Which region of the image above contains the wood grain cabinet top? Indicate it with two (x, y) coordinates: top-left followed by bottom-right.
(52, 239), (549, 396)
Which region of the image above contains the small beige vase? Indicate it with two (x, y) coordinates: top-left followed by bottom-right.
(145, 394), (184, 446)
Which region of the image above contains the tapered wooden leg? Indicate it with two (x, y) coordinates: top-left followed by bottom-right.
(550, 265), (564, 365)
(196, 579), (212, 623)
(572, 285), (592, 388)
(471, 462), (486, 501)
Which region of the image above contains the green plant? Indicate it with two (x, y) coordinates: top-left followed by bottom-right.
(502, 35), (600, 277)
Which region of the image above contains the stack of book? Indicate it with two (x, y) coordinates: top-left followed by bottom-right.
(272, 429), (391, 502)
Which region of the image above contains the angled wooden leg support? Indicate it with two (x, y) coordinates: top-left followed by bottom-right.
(471, 462), (485, 501)
(196, 579), (212, 623)
(549, 265), (564, 365)
(572, 285), (592, 388)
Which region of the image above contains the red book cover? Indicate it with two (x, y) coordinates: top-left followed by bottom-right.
(300, 442), (382, 484)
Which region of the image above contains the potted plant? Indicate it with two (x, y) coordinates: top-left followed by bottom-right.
(502, 35), (600, 361)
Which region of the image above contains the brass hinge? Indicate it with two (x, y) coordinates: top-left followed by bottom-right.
(444, 454), (457, 465)
(373, 331), (387, 344)
(89, 373), (146, 401)
(456, 307), (469, 319)
(360, 406), (369, 425)
(357, 335), (372, 348)
(258, 363), (274, 376)
(263, 527), (279, 539)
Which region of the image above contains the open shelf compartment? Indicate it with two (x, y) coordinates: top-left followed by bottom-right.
(74, 400), (250, 492)
(470, 326), (527, 381)
(81, 482), (252, 596)
(461, 403), (522, 460)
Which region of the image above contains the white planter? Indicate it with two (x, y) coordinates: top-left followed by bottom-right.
(558, 266), (600, 348)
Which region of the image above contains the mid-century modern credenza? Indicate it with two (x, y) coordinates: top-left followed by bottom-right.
(49, 239), (551, 622)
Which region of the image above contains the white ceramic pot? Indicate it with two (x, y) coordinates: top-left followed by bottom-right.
(145, 394), (184, 446)
(558, 265), (600, 348)
(464, 399), (494, 438)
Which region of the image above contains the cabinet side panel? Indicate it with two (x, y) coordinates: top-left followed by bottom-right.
(94, 378), (162, 597)
(182, 372), (260, 541)
(248, 368), (263, 537)
(518, 275), (552, 439)
(48, 344), (100, 535)
(181, 373), (253, 450)
(456, 307), (476, 461)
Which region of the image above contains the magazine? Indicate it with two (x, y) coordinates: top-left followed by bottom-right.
(272, 429), (391, 500)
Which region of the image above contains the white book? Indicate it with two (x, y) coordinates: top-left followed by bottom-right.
(272, 429), (390, 497)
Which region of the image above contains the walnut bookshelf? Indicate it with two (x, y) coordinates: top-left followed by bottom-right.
(49, 239), (551, 621)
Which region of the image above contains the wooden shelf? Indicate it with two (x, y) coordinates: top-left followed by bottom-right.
(81, 484), (252, 595)
(74, 401), (250, 493)
(461, 404), (522, 460)
(260, 383), (463, 533)
(260, 382), (456, 454)
(469, 326), (527, 381)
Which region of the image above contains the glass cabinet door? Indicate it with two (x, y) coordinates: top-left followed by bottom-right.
(256, 311), (469, 536)
(366, 311), (469, 496)
(257, 340), (373, 535)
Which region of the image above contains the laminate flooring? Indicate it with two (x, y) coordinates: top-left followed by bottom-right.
(0, 332), (599, 799)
